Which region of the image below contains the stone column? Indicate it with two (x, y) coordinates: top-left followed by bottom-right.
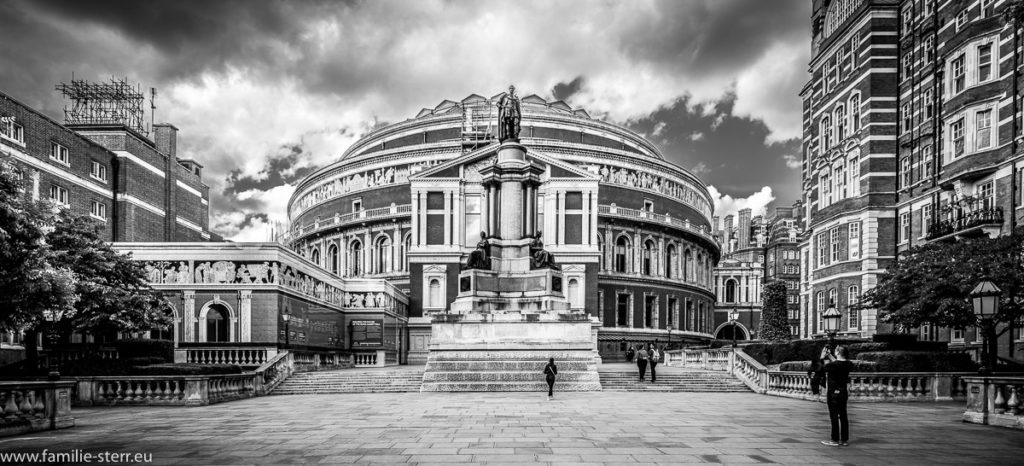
(238, 290), (252, 343)
(604, 229), (613, 272)
(657, 237), (665, 277)
(340, 234), (348, 277)
(183, 290), (196, 343)
(392, 225), (401, 272)
(488, 184), (497, 236)
(590, 191), (599, 245)
(443, 191), (452, 245)
(557, 191), (566, 245)
(411, 192), (420, 247)
(364, 231), (371, 275)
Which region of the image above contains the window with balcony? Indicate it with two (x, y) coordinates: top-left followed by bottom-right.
(977, 181), (994, 210)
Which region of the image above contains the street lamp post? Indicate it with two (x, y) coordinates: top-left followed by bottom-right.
(42, 309), (62, 380)
(822, 299), (842, 348)
(729, 309), (740, 348)
(282, 312), (291, 348)
(971, 279), (1001, 375)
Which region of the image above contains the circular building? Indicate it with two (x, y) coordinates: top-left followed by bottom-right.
(285, 92), (720, 361)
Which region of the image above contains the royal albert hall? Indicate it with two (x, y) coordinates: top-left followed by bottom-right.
(284, 92), (721, 361)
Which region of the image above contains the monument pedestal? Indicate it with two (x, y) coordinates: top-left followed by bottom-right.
(419, 139), (601, 391)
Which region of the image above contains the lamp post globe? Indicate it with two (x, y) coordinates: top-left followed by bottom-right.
(822, 299), (842, 347)
(971, 279), (1002, 375)
(282, 312), (291, 348)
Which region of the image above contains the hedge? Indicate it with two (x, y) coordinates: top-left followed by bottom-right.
(855, 351), (976, 372)
(113, 339), (174, 362)
(128, 364), (244, 376)
(778, 360), (879, 372)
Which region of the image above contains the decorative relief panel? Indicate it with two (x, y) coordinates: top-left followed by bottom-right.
(583, 163), (712, 218)
(291, 159), (446, 217)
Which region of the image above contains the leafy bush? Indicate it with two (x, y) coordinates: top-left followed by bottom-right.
(128, 364), (243, 376)
(778, 360), (879, 372)
(114, 339), (174, 362)
(855, 351), (976, 372)
(743, 340), (859, 365)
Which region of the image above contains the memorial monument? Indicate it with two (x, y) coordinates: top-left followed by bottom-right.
(420, 86), (602, 391)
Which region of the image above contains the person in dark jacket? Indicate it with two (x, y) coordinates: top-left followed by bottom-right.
(636, 345), (649, 381)
(821, 346), (853, 447)
(808, 344), (831, 396)
(648, 344), (660, 383)
(626, 345), (635, 363)
(544, 358), (558, 399)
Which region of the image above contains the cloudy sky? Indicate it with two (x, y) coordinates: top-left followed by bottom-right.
(0, 0), (809, 241)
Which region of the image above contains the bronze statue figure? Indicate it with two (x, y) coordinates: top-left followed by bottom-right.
(497, 85), (521, 142)
(465, 231), (492, 270)
(529, 231), (559, 270)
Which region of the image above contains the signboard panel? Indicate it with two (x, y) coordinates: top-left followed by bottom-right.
(351, 319), (384, 348)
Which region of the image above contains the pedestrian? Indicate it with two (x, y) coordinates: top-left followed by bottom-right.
(543, 357), (557, 399)
(636, 344), (649, 382)
(626, 345), (635, 363)
(648, 344), (660, 383)
(821, 346), (853, 447)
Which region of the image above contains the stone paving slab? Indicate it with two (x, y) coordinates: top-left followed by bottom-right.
(0, 392), (1023, 465)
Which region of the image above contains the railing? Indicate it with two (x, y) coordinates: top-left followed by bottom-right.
(0, 381), (75, 437)
(74, 374), (259, 406)
(293, 204), (411, 241)
(599, 205), (718, 246)
(962, 376), (1024, 430)
(254, 351), (294, 395)
(354, 351), (383, 367)
(926, 207), (1003, 241)
(291, 351), (353, 372)
(48, 346), (119, 363)
(180, 347), (272, 366)
(673, 347), (979, 402)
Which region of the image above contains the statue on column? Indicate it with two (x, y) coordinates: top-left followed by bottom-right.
(529, 231), (559, 270)
(465, 231), (492, 270)
(497, 85), (521, 142)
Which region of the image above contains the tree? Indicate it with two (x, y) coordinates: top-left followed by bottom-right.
(758, 281), (791, 341)
(46, 209), (174, 341)
(0, 157), (76, 366)
(860, 229), (1024, 369)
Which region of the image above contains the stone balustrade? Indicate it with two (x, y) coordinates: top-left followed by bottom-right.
(255, 351), (294, 395)
(963, 376), (1024, 430)
(354, 351), (386, 367)
(291, 351), (354, 372)
(74, 374), (258, 407)
(671, 347), (978, 402)
(177, 347), (274, 366)
(0, 381), (75, 437)
(49, 346), (119, 363)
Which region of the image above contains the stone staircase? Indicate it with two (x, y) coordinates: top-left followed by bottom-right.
(421, 350), (602, 392)
(598, 368), (751, 392)
(271, 368), (425, 394)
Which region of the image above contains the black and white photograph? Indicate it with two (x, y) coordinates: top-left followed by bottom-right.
(1, 0), (1024, 464)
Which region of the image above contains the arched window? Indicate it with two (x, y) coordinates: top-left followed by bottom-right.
(310, 248), (320, 266)
(402, 234), (412, 272)
(328, 245), (339, 275)
(848, 285), (860, 329)
(684, 249), (693, 282)
(615, 236), (630, 273)
(206, 305), (229, 342)
(725, 279), (737, 303)
(568, 279), (581, 310)
(374, 235), (392, 274)
(642, 240), (655, 275)
(428, 279), (442, 308)
(349, 240), (363, 276)
(665, 244), (677, 278)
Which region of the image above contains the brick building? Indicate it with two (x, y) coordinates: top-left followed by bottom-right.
(0, 89), (213, 242)
(801, 0), (1024, 359)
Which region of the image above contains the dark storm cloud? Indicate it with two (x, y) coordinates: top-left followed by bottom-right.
(552, 76), (585, 101)
(629, 94), (802, 206)
(224, 144), (316, 198)
(618, 0), (807, 75)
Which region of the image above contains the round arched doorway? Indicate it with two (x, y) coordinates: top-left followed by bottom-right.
(206, 304), (230, 342)
(715, 324), (748, 341)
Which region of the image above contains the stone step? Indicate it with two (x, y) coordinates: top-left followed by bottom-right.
(425, 351), (596, 361)
(420, 381), (602, 392)
(426, 361), (594, 371)
(272, 369), (426, 395)
(422, 372), (600, 383)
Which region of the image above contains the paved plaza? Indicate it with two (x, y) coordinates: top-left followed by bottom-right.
(2, 392), (1023, 465)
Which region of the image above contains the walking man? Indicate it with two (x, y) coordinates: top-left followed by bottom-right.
(821, 346), (853, 446)
(544, 358), (557, 399)
(648, 344), (660, 383)
(636, 344), (649, 382)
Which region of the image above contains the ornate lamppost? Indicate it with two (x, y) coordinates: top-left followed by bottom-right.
(729, 308), (740, 348)
(970, 279), (1001, 375)
(822, 299), (842, 348)
(42, 309), (63, 380)
(282, 311), (291, 348)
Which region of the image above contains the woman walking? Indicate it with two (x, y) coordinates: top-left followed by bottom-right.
(544, 358), (558, 399)
(636, 344), (649, 382)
